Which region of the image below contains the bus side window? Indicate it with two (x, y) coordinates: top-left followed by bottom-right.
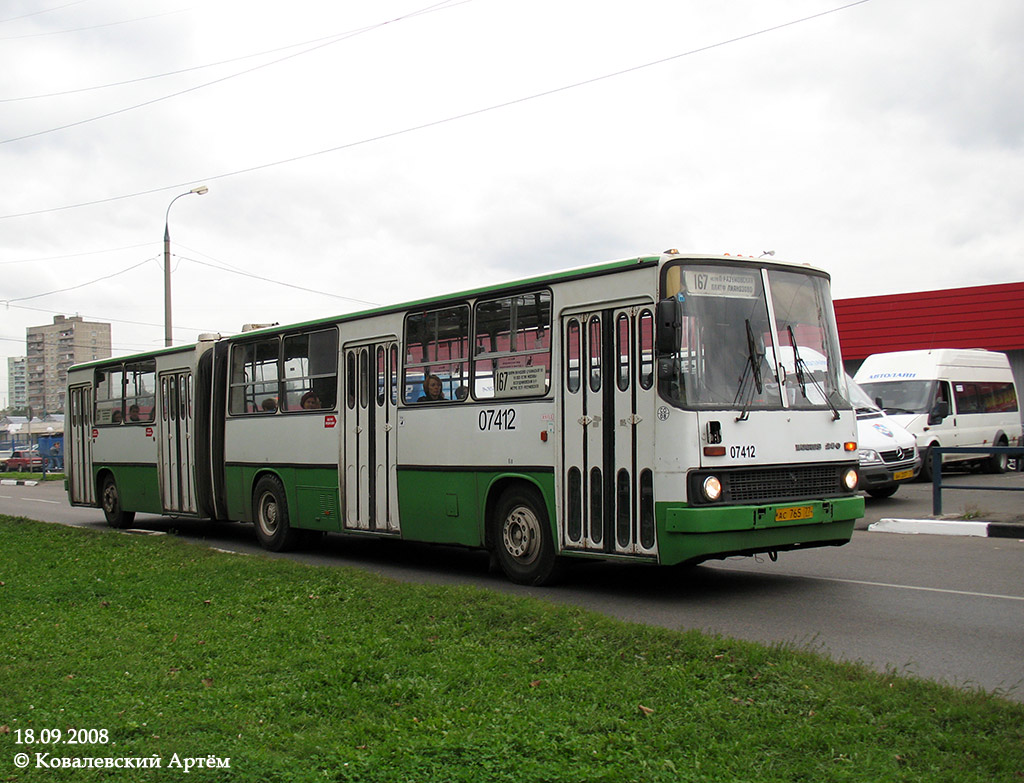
(124, 360), (156, 423)
(403, 305), (470, 403)
(95, 366), (125, 425)
(282, 328), (338, 411)
(473, 290), (551, 400)
(229, 338), (280, 415)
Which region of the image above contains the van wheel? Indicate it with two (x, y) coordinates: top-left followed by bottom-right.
(919, 445), (936, 482)
(101, 474), (135, 529)
(490, 486), (560, 586)
(986, 438), (1008, 474)
(253, 475), (299, 552)
(866, 485), (898, 499)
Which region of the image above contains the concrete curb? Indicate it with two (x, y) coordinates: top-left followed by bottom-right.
(0, 479), (40, 487)
(869, 518), (1024, 538)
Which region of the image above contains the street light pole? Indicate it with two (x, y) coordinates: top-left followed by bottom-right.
(163, 185), (209, 347)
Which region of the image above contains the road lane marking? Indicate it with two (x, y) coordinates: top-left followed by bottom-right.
(24, 498), (60, 504)
(711, 566), (1024, 603)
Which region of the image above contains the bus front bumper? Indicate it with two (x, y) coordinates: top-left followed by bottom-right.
(656, 495), (865, 567)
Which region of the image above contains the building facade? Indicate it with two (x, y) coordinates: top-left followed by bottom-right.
(26, 316), (111, 413)
(7, 356), (27, 411)
(835, 281), (1024, 413)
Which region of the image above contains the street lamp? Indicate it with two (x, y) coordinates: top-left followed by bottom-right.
(163, 185), (209, 347)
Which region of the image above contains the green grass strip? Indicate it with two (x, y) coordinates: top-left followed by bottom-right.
(1, 515), (1021, 782)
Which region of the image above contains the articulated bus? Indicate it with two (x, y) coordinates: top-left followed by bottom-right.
(66, 252), (865, 584)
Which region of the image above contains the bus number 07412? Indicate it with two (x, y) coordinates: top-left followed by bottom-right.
(479, 409), (516, 431)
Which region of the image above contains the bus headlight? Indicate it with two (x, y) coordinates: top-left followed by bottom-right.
(702, 475), (723, 502)
(842, 468), (859, 491)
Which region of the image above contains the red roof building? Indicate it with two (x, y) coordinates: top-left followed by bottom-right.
(834, 281), (1024, 397)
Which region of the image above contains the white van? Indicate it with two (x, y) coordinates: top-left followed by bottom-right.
(848, 377), (920, 498)
(854, 349), (1021, 480)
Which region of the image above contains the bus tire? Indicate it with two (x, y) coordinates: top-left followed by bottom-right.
(491, 485), (560, 586)
(253, 475), (299, 552)
(100, 474), (135, 529)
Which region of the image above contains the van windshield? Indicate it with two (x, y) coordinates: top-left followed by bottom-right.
(857, 380), (934, 414)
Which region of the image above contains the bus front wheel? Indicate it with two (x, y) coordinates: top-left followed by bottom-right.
(253, 476), (299, 552)
(100, 474), (135, 529)
(491, 486), (560, 586)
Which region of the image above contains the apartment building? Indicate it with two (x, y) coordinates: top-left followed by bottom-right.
(26, 316), (111, 413)
(7, 356), (27, 411)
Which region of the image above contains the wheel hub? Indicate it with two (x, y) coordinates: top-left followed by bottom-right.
(259, 494), (279, 533)
(503, 507), (538, 561)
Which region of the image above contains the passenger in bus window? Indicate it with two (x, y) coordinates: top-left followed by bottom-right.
(261, 398), (278, 412)
(418, 374), (445, 402)
(128, 404), (141, 421)
(455, 385), (469, 401)
(300, 391), (321, 410)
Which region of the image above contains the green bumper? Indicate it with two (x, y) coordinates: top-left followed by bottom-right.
(656, 495), (864, 566)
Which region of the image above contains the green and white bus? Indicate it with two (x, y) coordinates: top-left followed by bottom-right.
(66, 252), (864, 584)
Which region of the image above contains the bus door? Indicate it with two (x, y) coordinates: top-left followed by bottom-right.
(560, 307), (658, 556)
(67, 383), (95, 505)
(158, 370), (198, 514)
(342, 341), (400, 534)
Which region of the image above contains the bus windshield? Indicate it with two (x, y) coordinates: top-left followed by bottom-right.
(659, 262), (847, 412)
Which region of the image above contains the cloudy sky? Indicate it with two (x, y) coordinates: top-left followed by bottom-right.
(2, 0), (1022, 406)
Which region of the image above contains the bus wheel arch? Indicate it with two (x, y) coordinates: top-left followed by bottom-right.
(98, 470), (135, 529)
(252, 473), (299, 552)
(486, 478), (560, 586)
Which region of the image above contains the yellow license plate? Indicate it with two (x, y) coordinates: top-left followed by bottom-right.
(775, 505), (814, 522)
(893, 469), (914, 482)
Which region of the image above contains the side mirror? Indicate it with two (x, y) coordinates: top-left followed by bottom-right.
(656, 298), (682, 355)
(928, 400), (949, 425)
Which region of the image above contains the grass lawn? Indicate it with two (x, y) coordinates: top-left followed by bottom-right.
(1, 515), (1021, 782)
(0, 472), (64, 482)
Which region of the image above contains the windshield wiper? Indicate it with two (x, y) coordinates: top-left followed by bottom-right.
(735, 319), (765, 422)
(745, 319), (763, 394)
(787, 326), (840, 421)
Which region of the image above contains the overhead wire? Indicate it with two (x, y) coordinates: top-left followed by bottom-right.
(0, 0), (471, 144)
(4, 301), (223, 335)
(1, 257), (157, 304)
(0, 242), (154, 265)
(0, 0), (92, 25)
(0, 6), (188, 40)
(0, 2), (469, 104)
(0, 333), (160, 353)
(178, 256), (381, 307)
(0, 0), (874, 221)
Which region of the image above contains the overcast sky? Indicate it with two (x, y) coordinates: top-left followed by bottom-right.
(2, 0), (1022, 407)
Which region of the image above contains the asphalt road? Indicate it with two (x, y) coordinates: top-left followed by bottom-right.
(2, 478), (1023, 701)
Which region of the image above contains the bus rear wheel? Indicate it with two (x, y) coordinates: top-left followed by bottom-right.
(100, 474), (135, 529)
(491, 486), (560, 586)
(253, 475), (299, 552)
